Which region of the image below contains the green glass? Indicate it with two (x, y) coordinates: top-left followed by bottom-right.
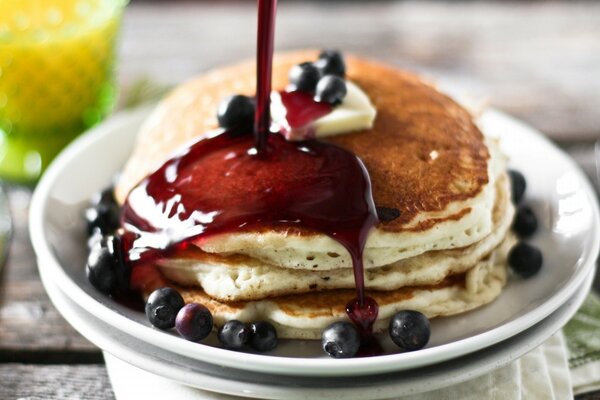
(0, 0), (127, 183)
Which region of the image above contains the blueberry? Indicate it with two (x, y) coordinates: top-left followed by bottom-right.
(376, 206), (401, 223)
(508, 242), (543, 278)
(321, 321), (360, 358)
(85, 187), (120, 236)
(513, 205), (538, 238)
(85, 204), (120, 236)
(249, 321), (278, 352)
(314, 75), (347, 105)
(145, 287), (185, 330)
(175, 303), (213, 341)
(389, 310), (430, 351)
(86, 243), (117, 295)
(508, 169), (526, 204)
(218, 320), (250, 350)
(87, 229), (105, 249)
(316, 49), (346, 78)
(217, 95), (255, 132)
(86, 235), (128, 294)
(288, 62), (321, 92)
(92, 187), (117, 208)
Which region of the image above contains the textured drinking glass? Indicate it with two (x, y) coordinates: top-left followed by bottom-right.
(0, 0), (127, 183)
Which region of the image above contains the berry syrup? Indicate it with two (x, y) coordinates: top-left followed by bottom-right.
(121, 0), (381, 348)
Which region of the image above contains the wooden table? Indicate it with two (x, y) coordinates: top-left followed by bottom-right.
(1, 1), (599, 398)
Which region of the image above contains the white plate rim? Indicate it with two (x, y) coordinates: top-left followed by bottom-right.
(30, 106), (600, 377)
(39, 260), (595, 399)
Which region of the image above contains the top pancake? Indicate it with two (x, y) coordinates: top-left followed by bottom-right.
(116, 50), (489, 234)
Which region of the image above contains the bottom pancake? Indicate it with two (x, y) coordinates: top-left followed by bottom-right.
(171, 234), (515, 340)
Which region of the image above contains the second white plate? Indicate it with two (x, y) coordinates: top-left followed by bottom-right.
(40, 263), (594, 399)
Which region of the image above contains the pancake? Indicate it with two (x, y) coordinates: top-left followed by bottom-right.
(171, 233), (515, 340)
(118, 51), (517, 340)
(116, 50), (495, 272)
(156, 171), (513, 302)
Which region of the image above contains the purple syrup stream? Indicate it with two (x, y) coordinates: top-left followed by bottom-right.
(121, 0), (381, 344)
(254, 0), (277, 153)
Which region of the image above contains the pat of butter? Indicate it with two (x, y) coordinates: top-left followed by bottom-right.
(313, 81), (377, 137)
(271, 81), (376, 139)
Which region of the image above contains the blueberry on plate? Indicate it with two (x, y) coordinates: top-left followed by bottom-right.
(321, 321), (360, 359)
(86, 235), (128, 294)
(85, 203), (120, 236)
(508, 169), (527, 204)
(145, 287), (185, 330)
(288, 62), (321, 92)
(176, 303), (213, 341)
(92, 186), (118, 208)
(512, 205), (538, 238)
(389, 310), (430, 351)
(85, 187), (120, 236)
(315, 49), (346, 78)
(86, 242), (117, 295)
(218, 320), (250, 350)
(314, 75), (347, 105)
(217, 94), (255, 132)
(249, 321), (278, 352)
(508, 242), (543, 278)
(87, 229), (105, 249)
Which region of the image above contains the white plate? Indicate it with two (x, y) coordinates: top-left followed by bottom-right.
(30, 106), (600, 377)
(40, 262), (594, 399)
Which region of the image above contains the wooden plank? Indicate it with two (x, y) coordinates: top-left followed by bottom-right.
(0, 364), (114, 400)
(0, 187), (99, 358)
(117, 1), (600, 141)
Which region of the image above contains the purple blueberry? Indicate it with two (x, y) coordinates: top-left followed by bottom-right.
(175, 303), (213, 341)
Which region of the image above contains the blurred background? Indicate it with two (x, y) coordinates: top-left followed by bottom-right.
(114, 0), (599, 177)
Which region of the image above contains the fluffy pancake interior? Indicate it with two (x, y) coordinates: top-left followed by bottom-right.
(172, 232), (514, 340)
(157, 169), (513, 302)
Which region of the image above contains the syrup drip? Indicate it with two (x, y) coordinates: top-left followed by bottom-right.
(121, 0), (382, 349)
(254, 0), (277, 153)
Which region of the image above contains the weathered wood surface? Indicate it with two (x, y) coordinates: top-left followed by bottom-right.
(0, 364), (115, 400)
(0, 1), (599, 399)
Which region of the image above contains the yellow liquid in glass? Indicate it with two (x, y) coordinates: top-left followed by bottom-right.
(0, 0), (126, 182)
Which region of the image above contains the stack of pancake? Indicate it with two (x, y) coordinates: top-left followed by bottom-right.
(115, 51), (516, 340)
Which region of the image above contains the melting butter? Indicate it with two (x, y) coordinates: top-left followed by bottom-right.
(313, 81), (377, 137)
(271, 81), (376, 139)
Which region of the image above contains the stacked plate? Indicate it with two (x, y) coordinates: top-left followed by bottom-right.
(30, 107), (600, 399)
